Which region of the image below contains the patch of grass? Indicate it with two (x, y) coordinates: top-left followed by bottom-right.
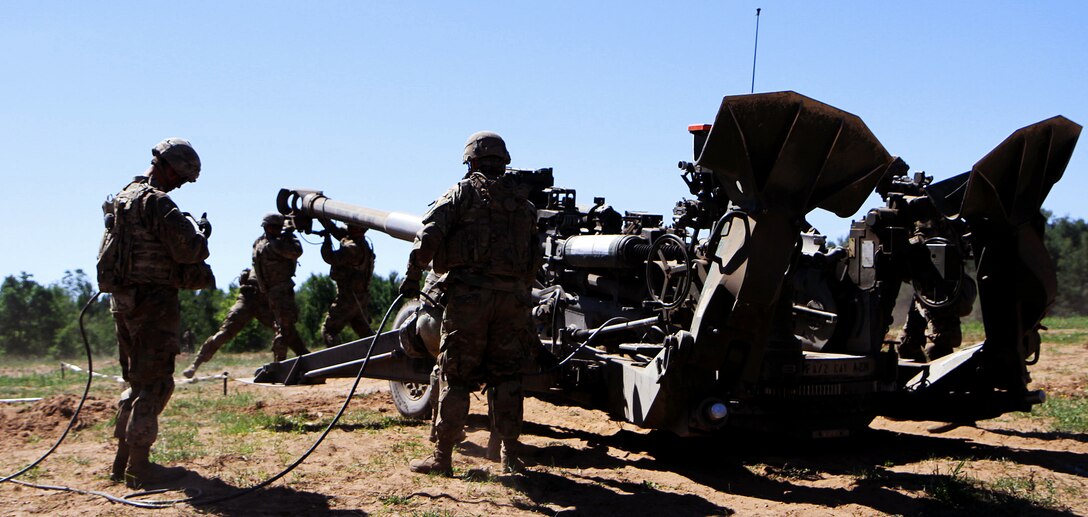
(379, 494), (412, 506)
(1042, 315), (1088, 330)
(249, 408), (423, 434)
(151, 423), (204, 463)
(0, 369), (88, 399)
(924, 459), (1065, 513)
(15, 466), (45, 482)
(851, 465), (888, 481)
(763, 463), (821, 481)
(1035, 395), (1088, 433)
(990, 472), (1060, 508)
(961, 320), (986, 344)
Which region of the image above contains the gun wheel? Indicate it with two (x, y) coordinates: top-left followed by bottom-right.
(389, 380), (434, 420)
(645, 233), (692, 311)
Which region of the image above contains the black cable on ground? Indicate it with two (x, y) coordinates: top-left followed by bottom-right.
(3, 291), (408, 510)
(0, 293), (98, 484)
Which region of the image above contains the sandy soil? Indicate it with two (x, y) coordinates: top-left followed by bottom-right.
(1, 342), (1086, 516)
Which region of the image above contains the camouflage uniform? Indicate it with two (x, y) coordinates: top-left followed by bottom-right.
(252, 222), (309, 361)
(320, 230), (376, 346)
(102, 171), (213, 486)
(406, 163), (539, 475)
(184, 268), (275, 376)
(894, 214), (976, 363)
(897, 276), (977, 362)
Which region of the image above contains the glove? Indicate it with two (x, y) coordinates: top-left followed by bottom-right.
(197, 212), (212, 239)
(399, 272), (421, 297)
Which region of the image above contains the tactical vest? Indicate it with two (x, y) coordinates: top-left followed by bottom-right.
(252, 235), (298, 290)
(99, 181), (177, 289)
(329, 237), (374, 284)
(434, 173), (536, 278)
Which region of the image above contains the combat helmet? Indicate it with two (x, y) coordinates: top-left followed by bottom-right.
(152, 138), (201, 181)
(261, 213), (285, 228)
(462, 131), (510, 165)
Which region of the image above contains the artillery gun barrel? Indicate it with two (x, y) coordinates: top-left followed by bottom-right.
(277, 188), (423, 242)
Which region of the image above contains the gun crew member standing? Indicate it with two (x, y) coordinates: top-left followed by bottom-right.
(253, 213), (310, 361)
(183, 267), (277, 378)
(319, 221), (376, 346)
(97, 138), (214, 489)
(402, 131), (540, 476)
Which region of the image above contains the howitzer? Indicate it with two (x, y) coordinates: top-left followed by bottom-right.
(254, 91), (1080, 438)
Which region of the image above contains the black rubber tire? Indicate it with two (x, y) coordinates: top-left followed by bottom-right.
(389, 379), (433, 420)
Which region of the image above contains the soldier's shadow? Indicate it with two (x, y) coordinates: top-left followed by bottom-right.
(501, 419), (1083, 516)
(153, 468), (358, 516)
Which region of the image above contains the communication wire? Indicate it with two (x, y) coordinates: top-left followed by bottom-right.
(3, 290), (408, 509)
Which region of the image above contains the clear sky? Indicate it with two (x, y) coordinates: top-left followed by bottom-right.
(2, 1), (1085, 288)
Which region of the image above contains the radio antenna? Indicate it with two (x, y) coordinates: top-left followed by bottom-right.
(751, 8), (762, 94)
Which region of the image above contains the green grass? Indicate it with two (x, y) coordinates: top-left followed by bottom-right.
(923, 459), (1065, 513)
(1035, 395), (1088, 433)
(960, 315), (1088, 346)
(151, 422), (204, 463)
(0, 369), (89, 399)
(380, 494), (412, 506)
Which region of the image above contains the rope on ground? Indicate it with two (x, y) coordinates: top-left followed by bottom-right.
(59, 362), (125, 383)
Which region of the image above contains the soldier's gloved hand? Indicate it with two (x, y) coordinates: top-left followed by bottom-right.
(399, 273), (421, 298)
(197, 212), (212, 239)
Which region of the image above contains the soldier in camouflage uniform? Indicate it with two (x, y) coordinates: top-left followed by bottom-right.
(402, 131), (539, 476)
(182, 267), (276, 378)
(894, 211), (978, 363)
(253, 213), (310, 361)
(319, 222), (376, 346)
(98, 138), (214, 489)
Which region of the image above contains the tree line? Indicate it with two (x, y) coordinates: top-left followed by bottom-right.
(0, 269), (405, 359)
(2, 213), (1087, 359)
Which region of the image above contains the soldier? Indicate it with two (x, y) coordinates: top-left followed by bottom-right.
(897, 276), (977, 362)
(98, 138), (214, 488)
(253, 213), (310, 361)
(402, 131), (539, 476)
(319, 221), (376, 346)
(180, 329), (194, 354)
(895, 210), (978, 363)
(182, 268), (276, 378)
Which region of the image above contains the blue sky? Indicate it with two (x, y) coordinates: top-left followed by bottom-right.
(1, 1), (1085, 288)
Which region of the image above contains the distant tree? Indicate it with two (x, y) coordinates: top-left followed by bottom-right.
(0, 273), (67, 357)
(370, 271), (405, 331)
(1045, 214), (1088, 316)
(179, 287), (228, 345)
(53, 269), (114, 357)
(296, 273), (338, 348)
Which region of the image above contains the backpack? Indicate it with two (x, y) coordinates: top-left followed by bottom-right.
(96, 195), (127, 293)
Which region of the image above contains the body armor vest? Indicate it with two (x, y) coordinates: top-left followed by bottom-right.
(434, 173), (536, 278)
(252, 235), (298, 290)
(329, 237), (374, 284)
(111, 182), (176, 286)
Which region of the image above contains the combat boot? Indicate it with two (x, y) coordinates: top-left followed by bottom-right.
(110, 441), (129, 482)
(500, 440), (524, 474)
(896, 339), (927, 363)
(182, 359), (203, 379)
(486, 432), (501, 462)
(409, 441), (453, 477)
(125, 446), (186, 489)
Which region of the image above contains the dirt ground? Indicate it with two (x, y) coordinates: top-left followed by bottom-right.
(1, 341), (1086, 516)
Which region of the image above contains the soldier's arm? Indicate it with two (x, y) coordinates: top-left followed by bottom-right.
(320, 234), (337, 265)
(146, 192), (210, 264)
(407, 183), (465, 273)
(271, 233), (304, 260)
